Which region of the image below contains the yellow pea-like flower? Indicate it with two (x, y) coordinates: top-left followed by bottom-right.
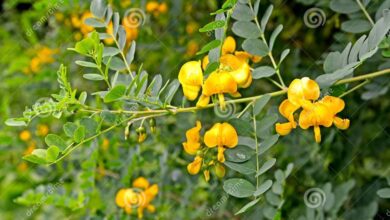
(234, 51), (263, 63)
(178, 61), (203, 101)
(80, 12), (94, 36)
(204, 122), (238, 163)
(288, 77), (320, 109)
(197, 71), (238, 109)
(187, 156), (203, 175)
(320, 96), (350, 130)
(299, 102), (334, 143)
(146, 1), (159, 12)
(220, 54), (252, 88)
(182, 121), (202, 155)
(222, 36), (236, 55)
(275, 99), (301, 136)
(133, 177), (150, 189)
(19, 130), (31, 142)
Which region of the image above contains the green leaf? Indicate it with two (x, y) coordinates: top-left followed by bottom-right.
(90, 0), (106, 18)
(269, 25), (283, 51)
(224, 160), (256, 175)
(64, 122), (78, 138)
(257, 114), (279, 136)
(252, 66), (276, 79)
(225, 145), (254, 163)
(272, 182), (283, 195)
(104, 85), (126, 103)
(23, 149), (47, 164)
(73, 38), (95, 55)
(103, 47), (120, 57)
(105, 56), (126, 71)
(256, 158), (276, 177)
(80, 118), (98, 137)
(377, 188), (390, 198)
(265, 191), (282, 206)
(232, 21), (261, 39)
(235, 198), (261, 215)
(232, 3), (253, 21)
(254, 94), (271, 115)
(258, 135), (279, 155)
(196, 40), (221, 55)
(199, 20), (225, 32)
(75, 61), (98, 68)
(46, 146), (60, 162)
(228, 118), (252, 136)
(261, 5), (274, 31)
(5, 118), (27, 127)
(162, 80), (180, 104)
(84, 18), (106, 27)
(242, 39), (269, 56)
(223, 178), (256, 198)
(341, 19), (371, 33)
(45, 134), (67, 152)
(330, 0), (360, 14)
(74, 126), (86, 143)
(253, 180), (273, 196)
(284, 163), (294, 178)
(83, 74), (104, 81)
(275, 170), (285, 183)
(204, 62), (219, 75)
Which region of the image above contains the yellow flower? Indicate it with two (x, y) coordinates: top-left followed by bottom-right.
(222, 36), (236, 55)
(178, 61), (203, 101)
(24, 141), (36, 155)
(102, 138), (110, 151)
(123, 18), (139, 42)
(146, 1), (159, 12)
(80, 12), (94, 35)
(299, 101), (334, 143)
(116, 177), (158, 219)
(186, 40), (199, 57)
(234, 51), (262, 63)
(204, 122), (238, 162)
(158, 2), (168, 13)
(182, 121), (202, 155)
(202, 55), (209, 71)
(320, 96), (350, 130)
(287, 77), (320, 109)
(37, 124), (49, 137)
(19, 130), (31, 142)
(187, 156), (203, 175)
(186, 22), (199, 35)
(275, 99), (300, 136)
(196, 71), (238, 110)
(220, 54), (252, 88)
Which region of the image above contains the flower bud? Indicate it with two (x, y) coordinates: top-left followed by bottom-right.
(136, 127), (147, 143)
(149, 118), (156, 133)
(215, 163), (226, 178)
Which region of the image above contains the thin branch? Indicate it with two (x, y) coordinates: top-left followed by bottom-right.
(355, 0), (375, 26)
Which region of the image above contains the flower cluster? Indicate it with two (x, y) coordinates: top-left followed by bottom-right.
(178, 37), (261, 110)
(23, 47), (58, 74)
(146, 1), (168, 16)
(275, 77), (350, 143)
(115, 177), (158, 219)
(183, 121), (238, 181)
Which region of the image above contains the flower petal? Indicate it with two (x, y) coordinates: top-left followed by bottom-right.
(221, 122), (238, 148)
(187, 156), (203, 175)
(133, 177), (150, 189)
(222, 36), (236, 55)
(333, 117), (350, 130)
(275, 122), (294, 136)
(204, 123), (221, 148)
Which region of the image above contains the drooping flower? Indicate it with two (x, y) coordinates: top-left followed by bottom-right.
(187, 156), (203, 175)
(222, 36), (236, 55)
(276, 77), (350, 143)
(275, 99), (300, 136)
(196, 71), (238, 110)
(115, 177), (158, 219)
(182, 121), (202, 155)
(204, 122), (238, 162)
(320, 96), (350, 130)
(178, 61), (203, 101)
